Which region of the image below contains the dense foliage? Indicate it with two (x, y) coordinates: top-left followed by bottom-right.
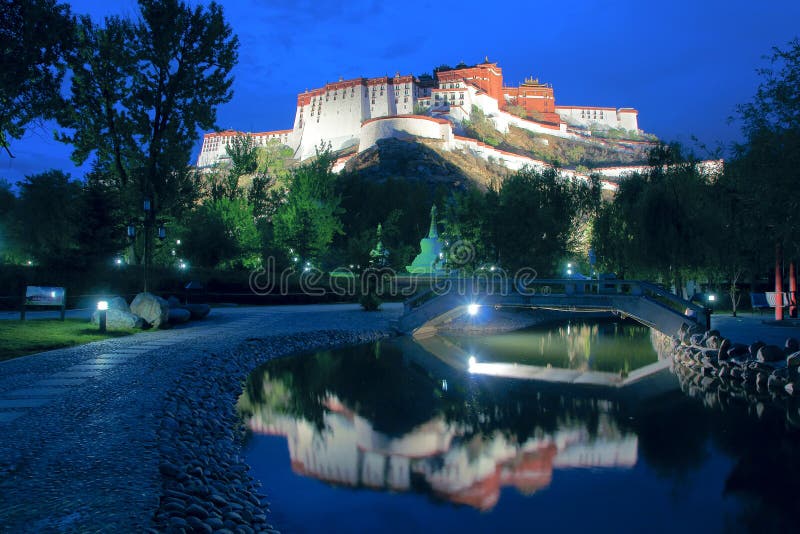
(1, 4), (798, 307)
(0, 0), (74, 157)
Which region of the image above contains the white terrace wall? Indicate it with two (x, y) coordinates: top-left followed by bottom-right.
(358, 116), (453, 152)
(555, 106), (640, 132)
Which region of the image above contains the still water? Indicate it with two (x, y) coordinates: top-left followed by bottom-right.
(238, 319), (800, 533)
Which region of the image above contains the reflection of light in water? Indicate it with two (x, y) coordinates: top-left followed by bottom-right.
(246, 392), (638, 512)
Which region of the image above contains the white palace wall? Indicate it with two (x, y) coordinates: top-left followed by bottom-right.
(358, 116), (453, 152)
(195, 62), (651, 182)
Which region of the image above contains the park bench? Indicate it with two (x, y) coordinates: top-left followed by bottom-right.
(20, 286), (66, 320)
(750, 291), (792, 315)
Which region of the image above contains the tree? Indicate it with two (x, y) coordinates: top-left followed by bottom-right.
(56, 0), (237, 287)
(0, 0), (74, 157)
(77, 172), (128, 267)
(445, 186), (499, 270)
(223, 134), (258, 198)
(0, 180), (17, 262)
(12, 170), (83, 266)
(58, 0), (239, 217)
(592, 143), (718, 295)
(182, 197), (260, 269)
(495, 167), (591, 274)
(733, 38), (800, 262)
(272, 148), (343, 265)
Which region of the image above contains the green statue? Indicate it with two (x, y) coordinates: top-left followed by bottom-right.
(369, 223), (390, 268)
(406, 205), (446, 275)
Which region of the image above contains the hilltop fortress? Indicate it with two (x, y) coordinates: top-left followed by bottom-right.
(197, 58), (645, 178)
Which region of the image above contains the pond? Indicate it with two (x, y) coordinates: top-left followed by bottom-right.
(237, 319), (800, 533)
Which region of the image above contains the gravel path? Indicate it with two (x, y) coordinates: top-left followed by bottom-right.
(0, 304), (401, 532)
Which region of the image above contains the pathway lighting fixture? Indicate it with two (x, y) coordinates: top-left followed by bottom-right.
(467, 303), (479, 316)
(176, 239), (181, 245)
(97, 300), (109, 333)
(707, 294), (716, 302)
(127, 198), (168, 292)
(178, 261), (187, 270)
(114, 257), (123, 266)
(468, 355), (477, 372)
(26, 260), (32, 266)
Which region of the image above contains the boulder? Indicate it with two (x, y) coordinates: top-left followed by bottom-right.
(168, 308), (191, 324)
(183, 303), (211, 320)
(704, 329), (721, 339)
(749, 341), (766, 357)
(728, 343), (749, 358)
(690, 333), (705, 346)
(687, 324), (705, 336)
(91, 309), (143, 329)
(786, 351), (800, 368)
(167, 296), (182, 308)
(718, 338), (732, 361)
(705, 335), (721, 350)
(108, 296), (130, 312)
(757, 345), (784, 363)
(786, 337), (800, 353)
(130, 292), (170, 328)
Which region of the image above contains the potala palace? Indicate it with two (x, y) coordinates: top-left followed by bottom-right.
(196, 58), (647, 179)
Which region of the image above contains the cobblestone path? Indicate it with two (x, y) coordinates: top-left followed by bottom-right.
(0, 304), (400, 532)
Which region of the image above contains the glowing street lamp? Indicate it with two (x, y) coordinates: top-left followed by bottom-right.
(97, 300), (109, 333)
(467, 303), (479, 316)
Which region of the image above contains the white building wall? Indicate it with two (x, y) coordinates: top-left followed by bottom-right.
(617, 110), (639, 131)
(556, 106), (639, 132)
(197, 131), (296, 168)
(490, 109), (572, 138)
(358, 116), (453, 152)
(296, 85), (368, 159)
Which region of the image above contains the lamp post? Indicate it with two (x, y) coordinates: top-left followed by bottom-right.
(127, 197), (166, 293)
(97, 300), (108, 333)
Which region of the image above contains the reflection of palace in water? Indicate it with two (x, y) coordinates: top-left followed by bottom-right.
(246, 394), (637, 510)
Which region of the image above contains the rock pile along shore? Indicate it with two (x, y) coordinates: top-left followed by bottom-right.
(668, 323), (800, 428)
(150, 329), (389, 533)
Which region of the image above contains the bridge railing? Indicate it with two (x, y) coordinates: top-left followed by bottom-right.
(403, 286), (437, 313)
(402, 277), (706, 323)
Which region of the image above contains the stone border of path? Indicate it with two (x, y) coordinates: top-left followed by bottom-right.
(148, 329), (389, 533)
(0, 305), (397, 532)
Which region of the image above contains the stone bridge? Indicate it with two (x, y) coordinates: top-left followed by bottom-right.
(397, 278), (708, 338)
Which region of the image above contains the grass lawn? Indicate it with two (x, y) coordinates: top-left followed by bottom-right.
(0, 319), (139, 362)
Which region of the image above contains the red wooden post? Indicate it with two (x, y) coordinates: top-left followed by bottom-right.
(776, 243), (784, 321)
(790, 261), (797, 318)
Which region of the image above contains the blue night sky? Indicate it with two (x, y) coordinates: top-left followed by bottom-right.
(3, 0), (799, 183)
